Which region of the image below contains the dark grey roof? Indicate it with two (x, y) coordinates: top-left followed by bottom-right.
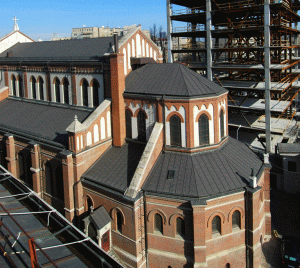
(142, 137), (264, 199)
(0, 98), (90, 147)
(278, 143), (300, 154)
(0, 37), (115, 61)
(84, 206), (112, 230)
(125, 63), (227, 98)
(82, 142), (145, 193)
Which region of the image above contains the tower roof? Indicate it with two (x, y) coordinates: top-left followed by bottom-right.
(125, 63), (227, 98)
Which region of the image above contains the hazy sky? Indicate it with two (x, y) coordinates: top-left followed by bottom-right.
(1, 0), (167, 41)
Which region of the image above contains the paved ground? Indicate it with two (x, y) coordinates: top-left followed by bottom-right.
(261, 189), (300, 267)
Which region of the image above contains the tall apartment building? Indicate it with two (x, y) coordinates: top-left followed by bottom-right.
(167, 0), (300, 153)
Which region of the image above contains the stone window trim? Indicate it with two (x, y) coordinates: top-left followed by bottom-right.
(195, 110), (212, 122)
(133, 108), (148, 119)
(166, 111), (184, 123)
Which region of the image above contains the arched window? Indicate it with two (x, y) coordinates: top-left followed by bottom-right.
(54, 78), (60, 103)
(38, 77), (44, 101)
(225, 264), (230, 268)
(18, 149), (33, 189)
(11, 75), (16, 96)
(55, 164), (64, 201)
(63, 78), (69, 104)
(18, 75), (23, 97)
(212, 216), (221, 235)
(116, 211), (123, 233)
(220, 109), (225, 139)
(176, 217), (185, 238)
(92, 79), (99, 107)
(82, 79), (89, 107)
(199, 114), (209, 145)
(232, 210), (241, 230)
(154, 213), (163, 234)
(137, 110), (146, 142)
(125, 110), (132, 139)
(31, 76), (37, 99)
(170, 115), (181, 146)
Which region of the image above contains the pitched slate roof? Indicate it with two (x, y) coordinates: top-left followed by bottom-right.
(142, 137), (264, 199)
(0, 37), (115, 60)
(0, 98), (90, 147)
(84, 206), (112, 230)
(125, 63), (227, 98)
(82, 142), (145, 193)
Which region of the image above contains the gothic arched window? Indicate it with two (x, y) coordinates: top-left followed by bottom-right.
(176, 217), (185, 238)
(18, 75), (23, 97)
(82, 79), (89, 107)
(92, 79), (100, 107)
(54, 78), (60, 103)
(232, 210), (241, 230)
(154, 213), (163, 234)
(199, 114), (209, 145)
(11, 75), (16, 96)
(220, 110), (225, 139)
(212, 216), (221, 235)
(125, 110), (132, 139)
(31, 76), (37, 99)
(63, 78), (69, 105)
(137, 110), (146, 142)
(170, 115), (181, 146)
(38, 77), (44, 101)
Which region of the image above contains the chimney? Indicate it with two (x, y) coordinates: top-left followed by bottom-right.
(110, 52), (126, 147)
(249, 168), (257, 189)
(114, 33), (118, 53)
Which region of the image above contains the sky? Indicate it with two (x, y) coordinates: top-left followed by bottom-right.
(1, 0), (167, 41)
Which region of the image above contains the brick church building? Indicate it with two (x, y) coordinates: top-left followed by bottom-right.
(0, 25), (270, 267)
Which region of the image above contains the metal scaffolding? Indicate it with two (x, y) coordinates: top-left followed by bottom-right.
(167, 0), (300, 153)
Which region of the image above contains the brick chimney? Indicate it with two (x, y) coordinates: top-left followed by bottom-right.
(110, 53), (126, 147)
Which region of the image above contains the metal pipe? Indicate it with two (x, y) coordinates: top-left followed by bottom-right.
(264, 0), (271, 154)
(166, 0), (173, 63)
(206, 0), (213, 81)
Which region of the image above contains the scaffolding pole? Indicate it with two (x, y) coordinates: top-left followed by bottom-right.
(206, 0), (213, 81)
(264, 0), (271, 154)
(167, 0), (173, 63)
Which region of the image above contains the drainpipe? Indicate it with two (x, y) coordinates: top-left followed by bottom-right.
(143, 191), (149, 268)
(245, 186), (249, 268)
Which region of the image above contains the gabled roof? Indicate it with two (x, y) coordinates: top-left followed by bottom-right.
(0, 98), (90, 147)
(0, 30), (34, 43)
(84, 206), (112, 230)
(125, 63), (227, 98)
(0, 36), (116, 60)
(142, 137), (264, 199)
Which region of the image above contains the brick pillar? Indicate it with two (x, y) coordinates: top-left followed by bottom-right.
(60, 150), (75, 222)
(3, 66), (9, 87)
(22, 66), (29, 98)
(192, 205), (207, 267)
(264, 166), (271, 236)
(110, 53), (126, 147)
(45, 68), (51, 101)
(71, 67), (77, 105)
(213, 99), (220, 144)
(29, 141), (41, 195)
(4, 134), (17, 177)
(246, 187), (262, 268)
